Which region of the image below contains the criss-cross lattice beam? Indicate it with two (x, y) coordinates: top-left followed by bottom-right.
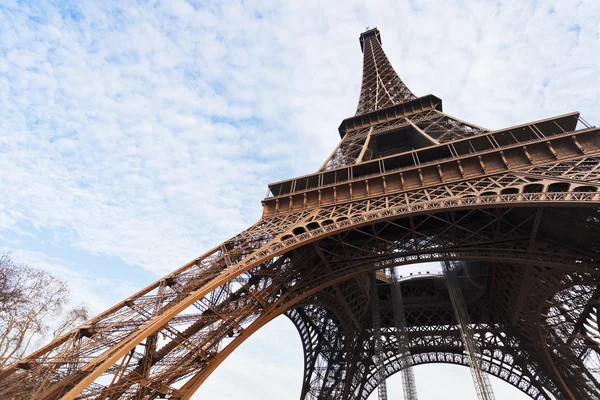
(443, 261), (496, 400)
(286, 305), (348, 400)
(356, 29), (416, 115)
(369, 273), (388, 400)
(2, 197), (600, 400)
(389, 268), (418, 400)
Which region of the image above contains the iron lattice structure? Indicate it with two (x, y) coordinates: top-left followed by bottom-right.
(2, 28), (600, 400)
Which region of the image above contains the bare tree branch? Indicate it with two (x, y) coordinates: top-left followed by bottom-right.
(0, 252), (88, 368)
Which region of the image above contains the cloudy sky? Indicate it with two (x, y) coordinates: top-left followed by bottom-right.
(1, 0), (599, 398)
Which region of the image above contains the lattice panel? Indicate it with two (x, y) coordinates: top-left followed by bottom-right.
(356, 31), (416, 115)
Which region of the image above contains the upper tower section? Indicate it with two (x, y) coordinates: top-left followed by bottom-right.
(356, 28), (417, 115)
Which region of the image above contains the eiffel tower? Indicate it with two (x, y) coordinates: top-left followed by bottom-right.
(2, 27), (600, 400)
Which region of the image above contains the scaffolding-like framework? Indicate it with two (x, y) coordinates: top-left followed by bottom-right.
(443, 261), (496, 400)
(389, 268), (418, 400)
(370, 273), (388, 400)
(1, 27), (600, 400)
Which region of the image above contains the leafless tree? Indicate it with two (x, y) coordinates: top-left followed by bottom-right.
(52, 305), (89, 339)
(0, 253), (89, 368)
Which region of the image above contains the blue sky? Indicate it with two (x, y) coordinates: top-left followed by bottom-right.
(1, 0), (599, 399)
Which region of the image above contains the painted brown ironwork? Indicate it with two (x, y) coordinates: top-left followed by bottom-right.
(1, 27), (600, 400)
(356, 28), (416, 115)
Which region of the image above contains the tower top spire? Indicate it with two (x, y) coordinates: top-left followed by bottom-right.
(359, 27), (382, 52)
(356, 28), (417, 115)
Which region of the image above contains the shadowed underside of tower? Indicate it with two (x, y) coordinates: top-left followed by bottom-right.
(2, 28), (600, 400)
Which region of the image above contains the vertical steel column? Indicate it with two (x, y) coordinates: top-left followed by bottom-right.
(370, 273), (388, 400)
(443, 262), (496, 400)
(389, 268), (419, 400)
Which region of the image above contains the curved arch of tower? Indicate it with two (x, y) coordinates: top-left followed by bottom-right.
(1, 28), (600, 400)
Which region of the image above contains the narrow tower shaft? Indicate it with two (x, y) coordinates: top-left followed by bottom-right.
(389, 268), (419, 400)
(443, 262), (496, 400)
(370, 273), (389, 400)
(356, 28), (416, 115)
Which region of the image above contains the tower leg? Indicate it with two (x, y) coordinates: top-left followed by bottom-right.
(389, 268), (418, 400)
(369, 273), (388, 400)
(287, 305), (348, 400)
(443, 261), (496, 400)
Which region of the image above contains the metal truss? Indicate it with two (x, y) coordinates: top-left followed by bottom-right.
(389, 269), (418, 400)
(356, 28), (416, 115)
(287, 268), (576, 400)
(320, 108), (488, 170)
(2, 182), (600, 399)
(1, 27), (599, 400)
(286, 304), (348, 400)
(443, 261), (496, 400)
(369, 273), (388, 400)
